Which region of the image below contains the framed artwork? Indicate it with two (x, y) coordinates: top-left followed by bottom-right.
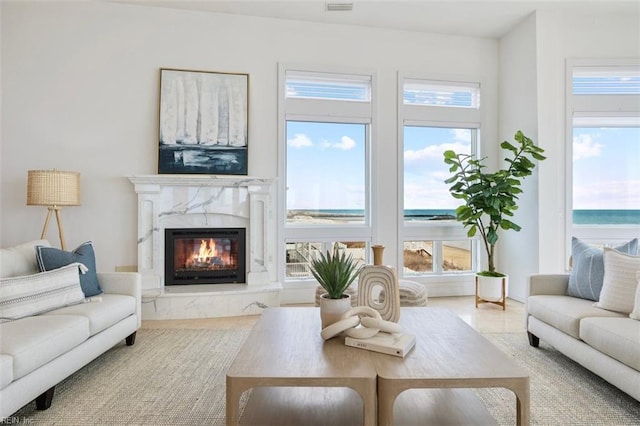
(158, 68), (248, 175)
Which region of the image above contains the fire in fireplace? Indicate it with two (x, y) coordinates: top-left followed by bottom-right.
(164, 228), (246, 285)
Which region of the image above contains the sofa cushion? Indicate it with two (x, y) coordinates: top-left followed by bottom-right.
(595, 248), (640, 314)
(0, 354), (13, 390)
(527, 295), (625, 339)
(42, 294), (136, 336)
(580, 317), (640, 371)
(567, 237), (637, 301)
(0, 239), (50, 279)
(630, 272), (640, 320)
(0, 263), (86, 322)
(0, 315), (89, 380)
(36, 241), (103, 297)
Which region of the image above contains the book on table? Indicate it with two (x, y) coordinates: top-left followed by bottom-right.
(344, 332), (416, 357)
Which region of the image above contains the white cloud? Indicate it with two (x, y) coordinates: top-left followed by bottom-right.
(452, 128), (471, 143)
(573, 133), (603, 160)
(321, 136), (356, 150)
(336, 136), (356, 150)
(287, 133), (312, 148)
(404, 141), (469, 163)
(573, 179), (640, 209)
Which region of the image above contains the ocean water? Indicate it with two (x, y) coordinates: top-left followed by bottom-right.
(573, 209), (640, 225)
(289, 209), (640, 225)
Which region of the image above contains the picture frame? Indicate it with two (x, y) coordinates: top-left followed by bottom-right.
(158, 68), (249, 175)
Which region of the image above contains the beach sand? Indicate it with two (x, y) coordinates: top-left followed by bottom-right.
(403, 245), (471, 272)
(342, 242), (471, 272)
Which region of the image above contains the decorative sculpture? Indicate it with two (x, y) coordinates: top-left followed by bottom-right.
(357, 265), (401, 322)
(320, 306), (403, 340)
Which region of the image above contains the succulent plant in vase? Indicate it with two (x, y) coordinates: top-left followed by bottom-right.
(310, 244), (362, 328)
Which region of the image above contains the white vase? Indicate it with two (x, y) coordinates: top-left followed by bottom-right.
(319, 293), (352, 329)
(476, 274), (508, 303)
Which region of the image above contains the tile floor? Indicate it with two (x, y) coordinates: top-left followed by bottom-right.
(141, 296), (526, 333)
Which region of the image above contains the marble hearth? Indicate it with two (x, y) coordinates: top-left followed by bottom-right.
(128, 175), (281, 319)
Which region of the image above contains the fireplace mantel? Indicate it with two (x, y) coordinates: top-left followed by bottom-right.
(128, 174), (281, 319)
(129, 174), (276, 189)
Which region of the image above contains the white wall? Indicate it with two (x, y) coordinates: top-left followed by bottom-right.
(496, 8), (639, 300)
(534, 9), (640, 273)
(1, 2), (498, 280)
(497, 13), (539, 302)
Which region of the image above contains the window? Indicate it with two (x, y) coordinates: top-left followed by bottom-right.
(400, 75), (483, 277)
(280, 66), (374, 283)
(573, 124), (640, 225)
(567, 60), (640, 244)
(286, 121), (366, 224)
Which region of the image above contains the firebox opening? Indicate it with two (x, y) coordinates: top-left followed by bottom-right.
(165, 228), (246, 285)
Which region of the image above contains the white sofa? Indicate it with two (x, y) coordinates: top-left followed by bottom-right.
(0, 240), (141, 418)
(526, 273), (640, 401)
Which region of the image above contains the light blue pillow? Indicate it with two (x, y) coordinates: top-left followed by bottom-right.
(567, 237), (638, 301)
(35, 241), (103, 297)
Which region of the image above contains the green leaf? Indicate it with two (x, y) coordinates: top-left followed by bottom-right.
(442, 130), (545, 270)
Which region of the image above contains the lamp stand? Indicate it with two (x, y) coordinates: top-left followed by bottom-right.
(40, 205), (67, 250)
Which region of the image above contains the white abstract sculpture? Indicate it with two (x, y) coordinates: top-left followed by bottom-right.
(357, 265), (401, 322)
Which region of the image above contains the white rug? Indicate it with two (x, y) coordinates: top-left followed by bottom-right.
(9, 329), (640, 425)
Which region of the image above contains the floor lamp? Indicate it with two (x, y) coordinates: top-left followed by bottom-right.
(27, 169), (80, 251)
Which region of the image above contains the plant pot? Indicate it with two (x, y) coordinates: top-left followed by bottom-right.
(319, 293), (351, 329)
(475, 274), (508, 309)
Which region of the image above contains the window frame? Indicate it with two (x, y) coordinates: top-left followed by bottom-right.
(565, 58), (640, 256)
(278, 63), (377, 289)
(397, 72), (485, 281)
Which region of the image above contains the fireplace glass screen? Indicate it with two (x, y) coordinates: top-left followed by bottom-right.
(165, 228), (246, 285)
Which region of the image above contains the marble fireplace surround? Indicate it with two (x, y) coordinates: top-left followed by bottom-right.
(128, 175), (281, 319)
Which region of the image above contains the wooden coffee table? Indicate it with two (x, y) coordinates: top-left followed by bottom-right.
(226, 307), (378, 425)
(373, 307), (530, 426)
(226, 307), (529, 425)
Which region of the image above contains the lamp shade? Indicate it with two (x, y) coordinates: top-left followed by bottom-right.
(27, 170), (81, 206)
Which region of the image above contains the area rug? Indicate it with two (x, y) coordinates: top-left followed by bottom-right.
(9, 329), (640, 425)
(478, 333), (640, 425)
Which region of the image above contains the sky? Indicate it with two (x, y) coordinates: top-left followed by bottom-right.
(573, 127), (640, 209)
(286, 122), (640, 212)
(286, 121), (365, 210)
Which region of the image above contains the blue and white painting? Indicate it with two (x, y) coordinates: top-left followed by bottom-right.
(158, 69), (248, 175)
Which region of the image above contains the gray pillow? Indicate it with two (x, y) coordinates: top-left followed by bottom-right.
(567, 237), (638, 301)
(35, 241), (103, 297)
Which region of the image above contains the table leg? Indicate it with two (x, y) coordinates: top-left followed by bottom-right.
(225, 379), (242, 426)
(354, 381), (378, 426)
(377, 379), (401, 426)
(509, 379), (530, 426)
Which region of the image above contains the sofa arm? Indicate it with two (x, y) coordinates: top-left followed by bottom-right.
(98, 272), (141, 298)
(528, 273), (570, 296)
(97, 272), (142, 328)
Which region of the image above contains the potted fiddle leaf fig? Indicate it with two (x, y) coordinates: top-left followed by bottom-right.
(310, 243), (361, 328)
(443, 131), (546, 303)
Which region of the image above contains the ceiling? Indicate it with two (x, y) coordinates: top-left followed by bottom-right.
(111, 0), (639, 39)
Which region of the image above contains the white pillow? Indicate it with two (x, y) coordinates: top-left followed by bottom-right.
(0, 262), (85, 322)
(630, 272), (640, 320)
(595, 248), (640, 314)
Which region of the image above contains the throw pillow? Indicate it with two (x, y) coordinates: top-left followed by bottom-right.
(630, 272), (640, 320)
(595, 248), (640, 314)
(567, 237), (638, 301)
(0, 263), (85, 322)
(35, 241), (103, 297)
